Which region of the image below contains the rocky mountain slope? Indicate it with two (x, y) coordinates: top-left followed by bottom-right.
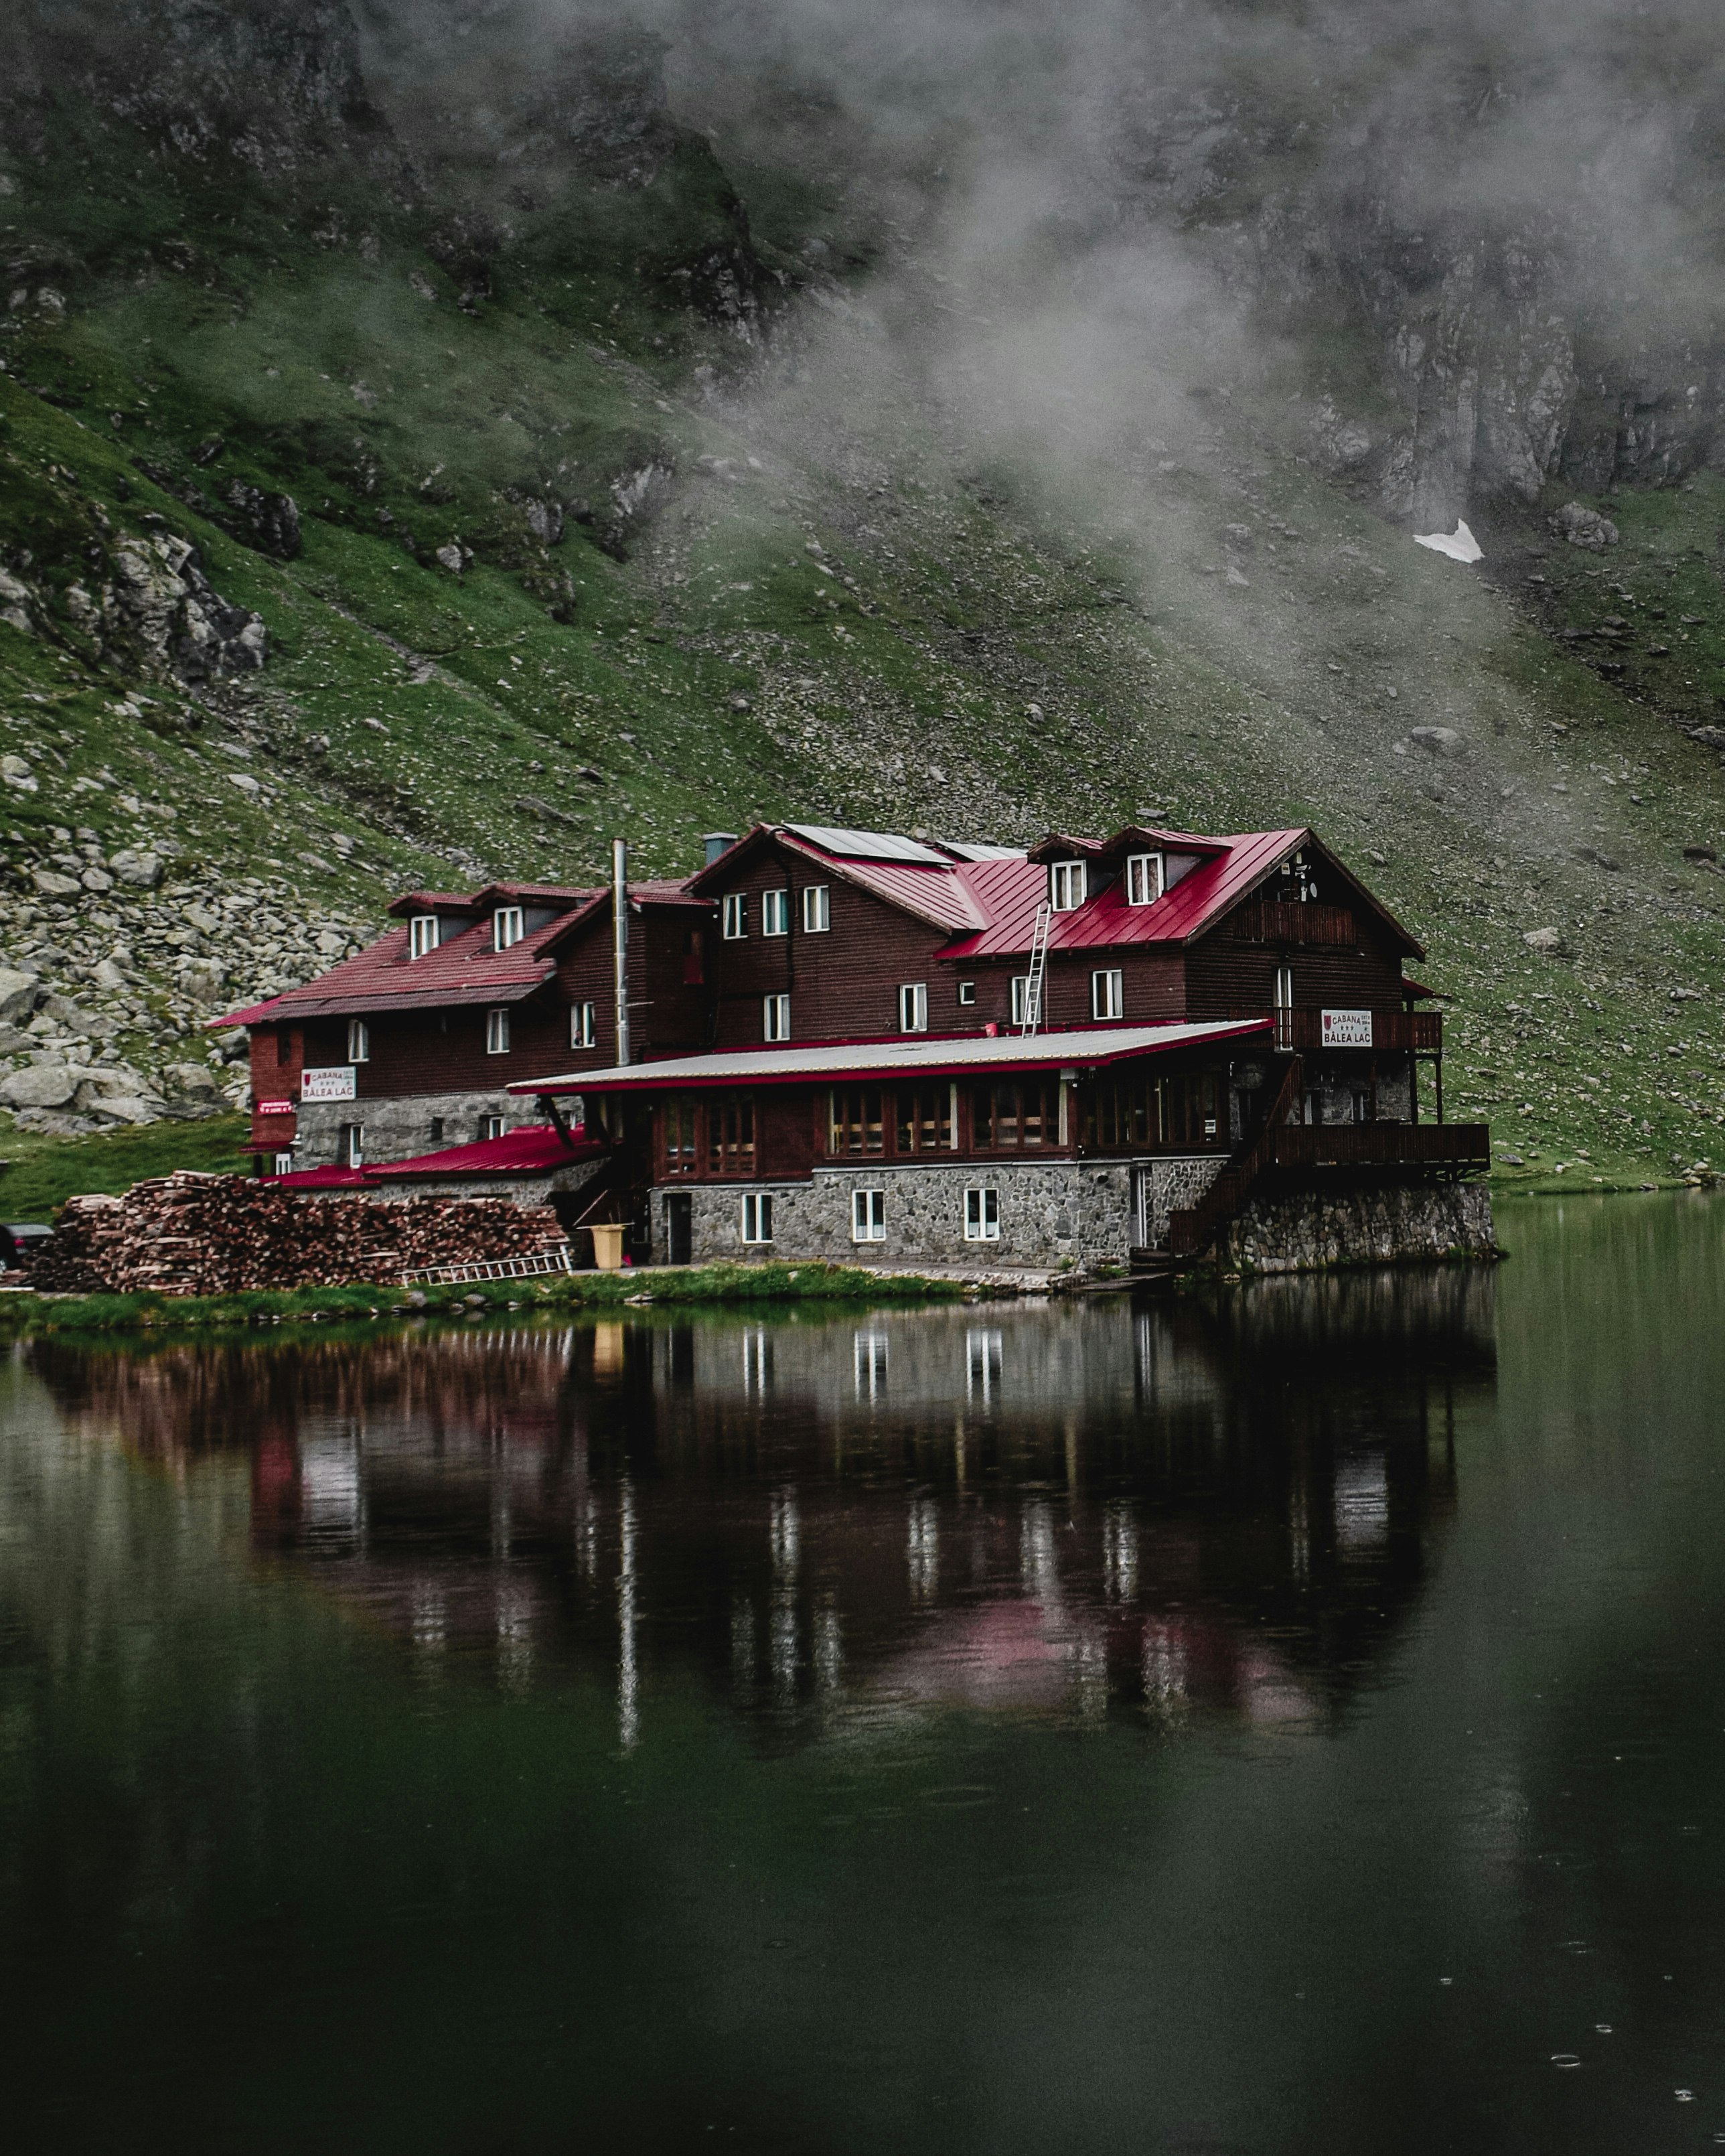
(1, 0), (1724, 1192)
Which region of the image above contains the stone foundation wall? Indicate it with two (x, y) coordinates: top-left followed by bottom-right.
(1138, 1156), (1226, 1246)
(652, 1155), (1223, 1269)
(1219, 1180), (1496, 1273)
(295, 1088), (540, 1169)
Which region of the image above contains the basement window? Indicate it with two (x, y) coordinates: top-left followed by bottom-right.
(485, 1008), (511, 1054)
(409, 914), (440, 959)
(852, 1188), (887, 1242)
(964, 1187), (1000, 1242)
(740, 1192), (774, 1244)
(347, 1018), (370, 1063)
(493, 906), (524, 951)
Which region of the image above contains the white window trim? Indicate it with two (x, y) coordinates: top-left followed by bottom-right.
(761, 888), (790, 937)
(485, 1007), (511, 1055)
(483, 1114), (507, 1141)
(1124, 852), (1165, 907)
(958, 981), (976, 1006)
(1010, 975), (1030, 1027)
(899, 982), (928, 1033)
(964, 1186), (1000, 1242)
(802, 885), (830, 933)
(493, 906), (524, 952)
(741, 1192), (774, 1244)
(408, 913), (440, 959)
(347, 1018), (370, 1063)
(722, 892), (748, 940)
(852, 1188), (887, 1242)
(1092, 968), (1124, 1021)
(763, 993), (791, 1043)
(1049, 859), (1087, 912)
(342, 1123), (364, 1170)
(571, 1001), (598, 1049)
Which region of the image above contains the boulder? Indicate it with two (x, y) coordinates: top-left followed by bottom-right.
(85, 1096), (160, 1125)
(163, 1062), (222, 1096)
(1549, 502), (1619, 551)
(1, 753), (38, 792)
(0, 966), (41, 1024)
(1523, 927), (1565, 952)
(1411, 725), (1466, 758)
(0, 1062), (76, 1108)
(80, 867), (114, 891)
(30, 869), (80, 897)
(109, 849), (164, 887)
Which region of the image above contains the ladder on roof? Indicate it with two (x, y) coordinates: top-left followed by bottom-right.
(1021, 903), (1052, 1035)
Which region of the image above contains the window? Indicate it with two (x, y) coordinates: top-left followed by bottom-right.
(898, 982), (928, 1033)
(895, 1085), (955, 1153)
(493, 906), (524, 951)
(1010, 975), (1034, 1028)
(347, 1018), (370, 1063)
(483, 1114), (507, 1141)
(273, 1151), (295, 1177)
(1092, 968), (1124, 1021)
(1274, 962), (1294, 1050)
(722, 892), (748, 940)
(682, 929), (704, 985)
(664, 1097), (698, 1174)
(852, 1188), (886, 1242)
(830, 1088), (885, 1156)
(1084, 1077), (1160, 1151)
(762, 888), (790, 936)
(409, 913), (440, 959)
(429, 1117), (445, 1146)
(341, 1123), (364, 1169)
(1351, 1087), (1372, 1125)
(1125, 853), (1165, 907)
(802, 884), (830, 933)
(1163, 1071), (1222, 1147)
(763, 993), (792, 1042)
(741, 1192), (774, 1244)
(571, 1001), (598, 1050)
(1049, 859), (1087, 912)
(485, 1007), (511, 1054)
(958, 981), (976, 1007)
(708, 1095), (755, 1173)
(275, 1027), (293, 1066)
(965, 1187), (1000, 1241)
(974, 1081), (1060, 1148)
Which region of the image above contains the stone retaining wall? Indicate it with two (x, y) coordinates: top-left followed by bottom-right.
(1219, 1180), (1496, 1272)
(295, 1088), (541, 1169)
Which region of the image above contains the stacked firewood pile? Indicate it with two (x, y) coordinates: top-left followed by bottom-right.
(29, 1173), (570, 1295)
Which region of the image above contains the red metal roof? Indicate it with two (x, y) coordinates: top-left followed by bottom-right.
(370, 1122), (605, 1178)
(270, 1163), (380, 1188)
(691, 825), (990, 933)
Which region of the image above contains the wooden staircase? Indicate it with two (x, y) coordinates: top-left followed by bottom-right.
(1166, 1056), (1304, 1262)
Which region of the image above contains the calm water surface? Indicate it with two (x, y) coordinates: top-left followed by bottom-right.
(4, 1196), (1725, 2154)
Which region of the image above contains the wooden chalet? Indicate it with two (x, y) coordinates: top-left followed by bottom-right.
(216, 818), (1489, 1269)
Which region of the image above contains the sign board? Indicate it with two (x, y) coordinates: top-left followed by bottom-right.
(1320, 1009), (1373, 1050)
(299, 1066), (357, 1102)
(256, 1098), (296, 1118)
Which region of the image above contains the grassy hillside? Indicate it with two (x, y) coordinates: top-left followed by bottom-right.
(2, 83), (1725, 1204)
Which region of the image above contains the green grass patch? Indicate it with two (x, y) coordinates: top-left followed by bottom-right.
(0, 1112), (253, 1220)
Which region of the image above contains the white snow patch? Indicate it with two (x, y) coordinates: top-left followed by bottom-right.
(1413, 520), (1484, 563)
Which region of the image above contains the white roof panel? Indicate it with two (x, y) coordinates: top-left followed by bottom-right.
(939, 841), (1025, 861)
(511, 1019), (1271, 1096)
(782, 822), (952, 866)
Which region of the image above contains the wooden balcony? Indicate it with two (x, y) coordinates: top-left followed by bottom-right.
(1233, 902), (1358, 946)
(1276, 1008), (1442, 1053)
(1269, 1122), (1489, 1171)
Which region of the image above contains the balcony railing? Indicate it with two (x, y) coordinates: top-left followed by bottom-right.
(1262, 1009), (1442, 1054)
(1234, 902), (1358, 946)
(1269, 1123), (1489, 1170)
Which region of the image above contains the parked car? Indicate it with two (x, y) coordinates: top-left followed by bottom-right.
(0, 1223), (53, 1273)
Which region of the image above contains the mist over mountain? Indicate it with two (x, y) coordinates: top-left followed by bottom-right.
(1, 0), (1724, 1181)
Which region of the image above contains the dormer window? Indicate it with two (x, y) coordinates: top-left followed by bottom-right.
(1124, 853), (1165, 907)
(408, 914), (440, 959)
(1049, 859), (1087, 912)
(493, 906), (524, 951)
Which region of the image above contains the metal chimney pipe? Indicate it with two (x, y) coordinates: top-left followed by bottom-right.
(702, 831), (738, 867)
(612, 837), (630, 1066)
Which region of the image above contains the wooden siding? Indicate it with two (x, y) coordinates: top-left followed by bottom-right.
(1187, 920), (1406, 1021)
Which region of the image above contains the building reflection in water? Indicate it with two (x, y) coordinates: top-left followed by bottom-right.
(27, 1267), (1495, 1747)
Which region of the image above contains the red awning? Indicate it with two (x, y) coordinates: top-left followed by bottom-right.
(369, 1123), (604, 1179)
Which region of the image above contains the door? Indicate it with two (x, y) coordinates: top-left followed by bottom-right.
(666, 1192), (692, 1266)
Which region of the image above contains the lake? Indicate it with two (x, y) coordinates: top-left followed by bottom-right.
(4, 1195), (1725, 2154)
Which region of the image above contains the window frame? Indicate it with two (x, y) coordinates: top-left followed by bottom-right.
(1049, 859), (1087, 912)
(485, 1007), (512, 1055)
(802, 884), (830, 933)
(964, 1187), (1000, 1242)
(1010, 975), (1031, 1027)
(493, 905), (525, 952)
(721, 891), (748, 941)
(761, 887), (791, 938)
(342, 1123), (364, 1170)
(408, 913), (440, 960)
(898, 981), (928, 1034)
(851, 1188), (887, 1242)
(346, 1017), (370, 1064)
(763, 992), (792, 1043)
(957, 980), (976, 1007)
(740, 1191), (774, 1244)
(1124, 852), (1165, 908)
(483, 1113), (507, 1141)
(571, 1001), (598, 1050)
(1092, 967), (1124, 1021)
